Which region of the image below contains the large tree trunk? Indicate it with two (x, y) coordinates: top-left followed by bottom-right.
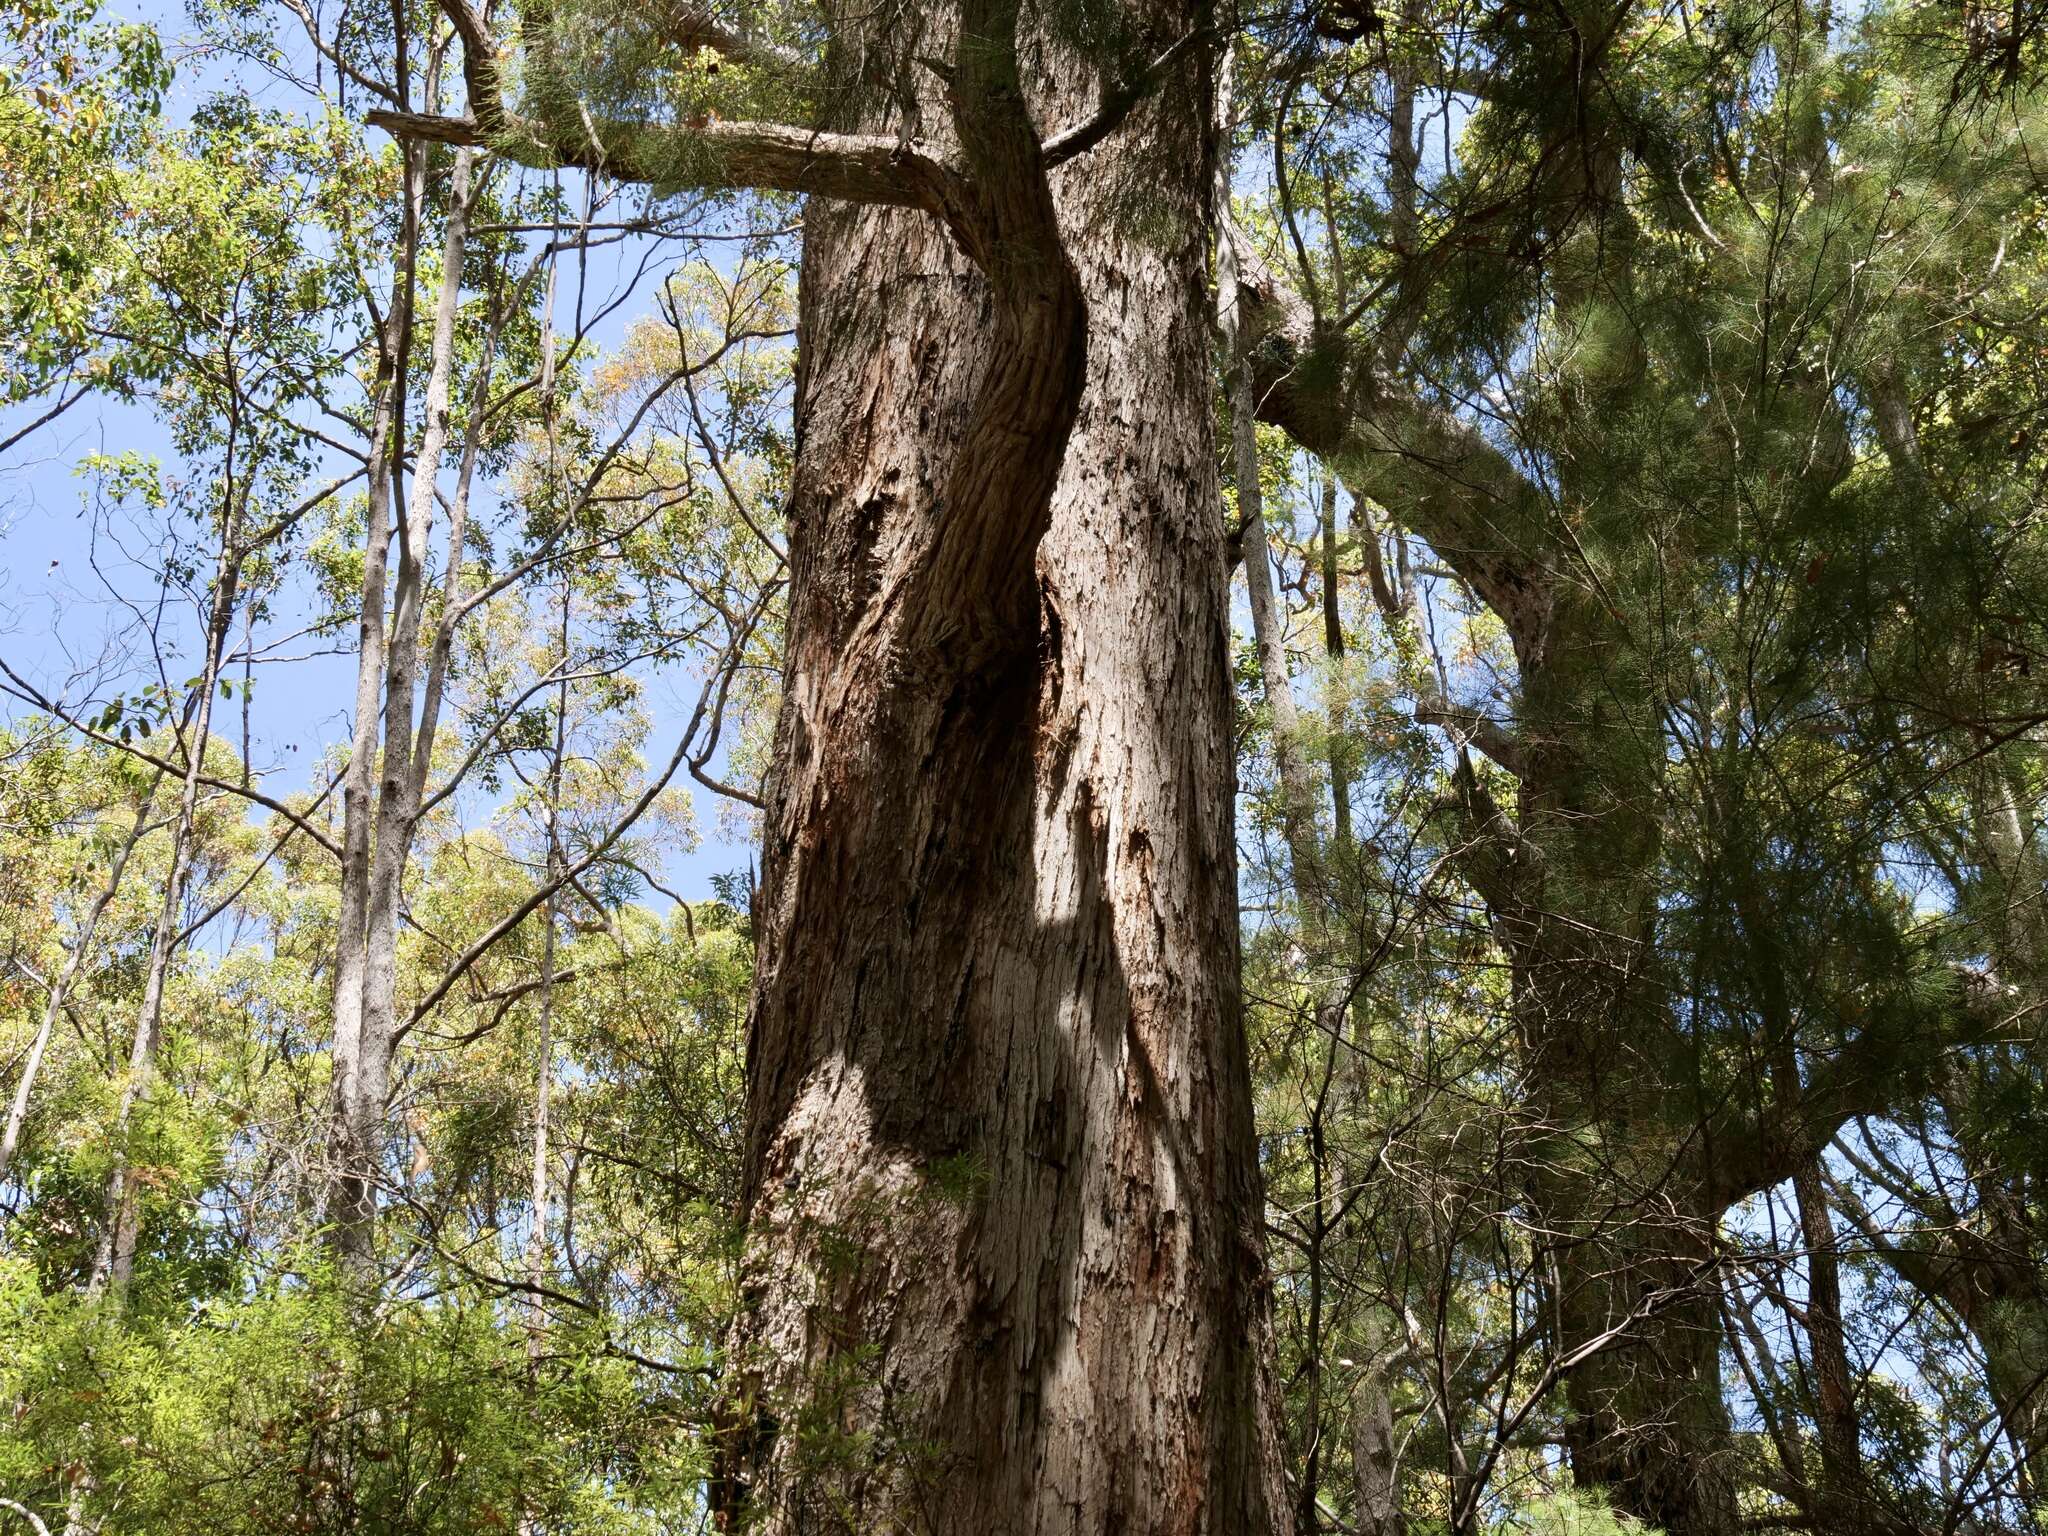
(716, 6), (1290, 1529)
(1246, 338), (1746, 1536)
(1542, 1182), (1739, 1536)
(1512, 885), (1739, 1536)
(1507, 616), (1742, 1536)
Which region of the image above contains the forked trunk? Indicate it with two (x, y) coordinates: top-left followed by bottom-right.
(328, 146), (473, 1279)
(717, 9), (1290, 1529)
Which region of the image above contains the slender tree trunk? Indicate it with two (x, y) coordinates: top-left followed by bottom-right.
(90, 541), (244, 1303)
(1227, 76), (1365, 1518)
(528, 577), (569, 1328)
(1234, 358), (1327, 904)
(716, 8), (1290, 1528)
(328, 224), (410, 1268)
(525, 794), (559, 1323)
(329, 147), (474, 1276)
(1352, 495), (1408, 624)
(1218, 118), (1322, 904)
(0, 786), (156, 1188)
(1317, 474), (1355, 855)
(518, 583), (569, 1536)
(1790, 1153), (1877, 1533)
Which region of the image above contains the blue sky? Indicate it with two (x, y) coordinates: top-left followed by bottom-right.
(0, 2), (778, 909)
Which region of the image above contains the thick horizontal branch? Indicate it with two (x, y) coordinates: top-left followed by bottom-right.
(366, 108), (969, 218)
(386, 0), (1080, 678)
(1228, 220), (1558, 665)
(398, 0), (971, 221)
(1417, 692), (1527, 778)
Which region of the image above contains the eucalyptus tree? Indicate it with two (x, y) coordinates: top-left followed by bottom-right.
(373, 0), (1299, 1520)
(3, 0), (792, 1292)
(317, 202), (794, 1284)
(0, 101), (367, 1304)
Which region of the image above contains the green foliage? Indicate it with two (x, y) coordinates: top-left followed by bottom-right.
(0, 0), (168, 402)
(0, 732), (752, 1533)
(0, 1255), (708, 1535)
(1505, 1490), (1657, 1535)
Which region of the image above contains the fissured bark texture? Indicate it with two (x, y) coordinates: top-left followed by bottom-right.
(718, 8), (1291, 1534)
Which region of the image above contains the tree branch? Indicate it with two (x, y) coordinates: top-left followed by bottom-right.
(0, 659), (343, 859)
(1416, 693), (1527, 778)
(1042, 27), (1206, 168)
(1707, 963), (2028, 1208)
(366, 108), (972, 219)
(1228, 220), (1558, 665)
(657, 5), (802, 72)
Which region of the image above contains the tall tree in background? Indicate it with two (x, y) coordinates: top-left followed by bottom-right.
(1236, 0), (2048, 1528)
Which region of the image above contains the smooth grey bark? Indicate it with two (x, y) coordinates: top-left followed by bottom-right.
(328, 146), (476, 1276)
(327, 181), (409, 1270)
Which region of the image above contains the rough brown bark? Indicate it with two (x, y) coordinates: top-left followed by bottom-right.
(1540, 1185), (1738, 1536)
(713, 5), (1291, 1528)
(373, 0), (1293, 1518)
(1789, 1152), (1877, 1534)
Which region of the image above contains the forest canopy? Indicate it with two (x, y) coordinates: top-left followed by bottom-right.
(2, 0), (2047, 1530)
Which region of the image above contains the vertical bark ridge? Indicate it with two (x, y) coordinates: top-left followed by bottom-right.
(722, 6), (1289, 1528)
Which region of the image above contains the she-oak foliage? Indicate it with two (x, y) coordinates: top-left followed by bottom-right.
(1, 0), (2047, 1530)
